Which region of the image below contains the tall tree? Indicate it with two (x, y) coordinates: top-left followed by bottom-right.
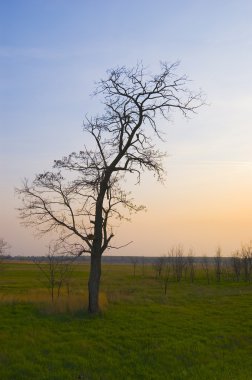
(17, 62), (204, 313)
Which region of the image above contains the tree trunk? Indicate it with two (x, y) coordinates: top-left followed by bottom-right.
(88, 253), (101, 313)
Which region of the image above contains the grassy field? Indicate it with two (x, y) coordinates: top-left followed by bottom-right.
(0, 262), (252, 380)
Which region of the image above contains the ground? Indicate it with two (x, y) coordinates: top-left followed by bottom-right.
(0, 262), (252, 380)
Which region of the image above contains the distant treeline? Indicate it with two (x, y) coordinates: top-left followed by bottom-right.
(3, 255), (232, 265)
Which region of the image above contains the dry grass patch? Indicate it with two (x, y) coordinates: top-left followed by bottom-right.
(0, 289), (108, 314)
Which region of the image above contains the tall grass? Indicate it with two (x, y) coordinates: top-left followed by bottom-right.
(0, 289), (108, 314)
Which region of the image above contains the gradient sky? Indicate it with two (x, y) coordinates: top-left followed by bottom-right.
(1, 0), (252, 256)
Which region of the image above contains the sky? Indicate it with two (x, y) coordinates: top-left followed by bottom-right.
(1, 0), (252, 256)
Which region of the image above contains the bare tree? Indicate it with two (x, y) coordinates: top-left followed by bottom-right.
(130, 257), (138, 276)
(0, 238), (9, 256)
(34, 242), (74, 303)
(153, 256), (166, 278)
(0, 238), (10, 269)
(214, 247), (222, 283)
(201, 255), (210, 284)
(173, 246), (185, 282)
(240, 242), (252, 282)
(231, 250), (242, 281)
(141, 256), (145, 277)
(163, 258), (171, 295)
(187, 249), (195, 283)
(222, 258), (232, 282)
(16, 62), (203, 313)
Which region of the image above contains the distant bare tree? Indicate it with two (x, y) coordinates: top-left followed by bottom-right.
(231, 251), (242, 281)
(17, 62), (204, 313)
(187, 250), (195, 283)
(163, 259), (171, 295)
(173, 246), (185, 282)
(153, 256), (166, 278)
(34, 242), (74, 303)
(0, 238), (10, 256)
(222, 258), (232, 282)
(0, 238), (10, 270)
(201, 255), (210, 284)
(214, 247), (222, 282)
(241, 242), (252, 282)
(130, 257), (138, 277)
(141, 256), (145, 277)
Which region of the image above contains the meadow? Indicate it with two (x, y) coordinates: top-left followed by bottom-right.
(0, 261), (252, 380)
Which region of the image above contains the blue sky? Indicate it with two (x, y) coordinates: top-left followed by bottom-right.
(1, 0), (252, 256)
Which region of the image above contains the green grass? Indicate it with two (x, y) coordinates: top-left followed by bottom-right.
(1, 262), (252, 379)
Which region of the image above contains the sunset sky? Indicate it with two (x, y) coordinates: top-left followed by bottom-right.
(1, 0), (252, 256)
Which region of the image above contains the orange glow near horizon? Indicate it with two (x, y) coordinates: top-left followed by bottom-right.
(2, 158), (252, 257)
(112, 160), (252, 256)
